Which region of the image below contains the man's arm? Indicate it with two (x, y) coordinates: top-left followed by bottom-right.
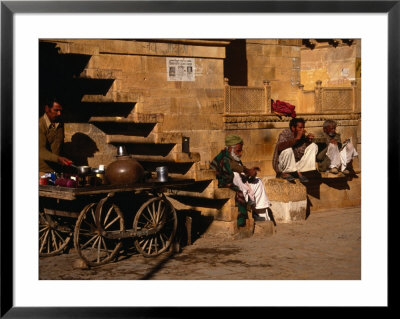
(39, 126), (59, 163)
(276, 129), (305, 151)
(39, 124), (72, 165)
(316, 146), (328, 162)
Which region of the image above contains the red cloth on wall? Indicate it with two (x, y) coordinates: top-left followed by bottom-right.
(272, 100), (296, 118)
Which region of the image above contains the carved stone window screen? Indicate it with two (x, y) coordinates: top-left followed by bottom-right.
(321, 88), (353, 111)
(224, 79), (271, 114)
(227, 87), (265, 113)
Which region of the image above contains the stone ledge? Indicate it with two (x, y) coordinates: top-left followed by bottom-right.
(264, 178), (307, 202)
(224, 112), (361, 123)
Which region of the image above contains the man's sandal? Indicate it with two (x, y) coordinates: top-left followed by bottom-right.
(281, 173), (295, 182)
(299, 175), (309, 183)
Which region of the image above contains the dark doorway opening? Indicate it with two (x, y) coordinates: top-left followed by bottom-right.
(224, 39), (248, 86)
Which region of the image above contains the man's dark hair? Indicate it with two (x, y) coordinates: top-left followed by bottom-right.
(289, 117), (305, 129)
(44, 96), (62, 109)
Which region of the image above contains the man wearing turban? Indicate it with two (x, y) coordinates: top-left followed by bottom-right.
(210, 134), (271, 227)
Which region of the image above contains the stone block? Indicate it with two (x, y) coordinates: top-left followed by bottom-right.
(247, 39), (279, 45)
(254, 220), (275, 236)
(204, 220), (237, 236)
(262, 45), (282, 56)
(264, 178), (307, 202)
(278, 39), (303, 46)
(246, 44), (263, 56)
(214, 187), (236, 200)
(215, 206), (238, 222)
(269, 200), (307, 223)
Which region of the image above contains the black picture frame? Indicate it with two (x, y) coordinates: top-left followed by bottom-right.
(1, 1), (395, 317)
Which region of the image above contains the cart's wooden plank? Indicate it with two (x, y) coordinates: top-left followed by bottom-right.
(44, 208), (80, 218)
(39, 178), (196, 198)
(39, 191), (76, 200)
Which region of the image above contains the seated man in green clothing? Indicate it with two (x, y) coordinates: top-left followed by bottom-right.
(39, 97), (73, 177)
(210, 134), (271, 227)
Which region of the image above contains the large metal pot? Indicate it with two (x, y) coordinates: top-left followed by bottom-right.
(105, 155), (144, 185)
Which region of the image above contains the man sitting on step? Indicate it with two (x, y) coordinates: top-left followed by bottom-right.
(315, 119), (358, 175)
(210, 134), (271, 227)
(272, 117), (318, 183)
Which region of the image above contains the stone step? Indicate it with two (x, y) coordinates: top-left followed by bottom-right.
(80, 68), (123, 80)
(89, 113), (164, 124)
(41, 40), (98, 56)
(107, 132), (182, 144)
(81, 92), (141, 103)
(133, 152), (200, 164)
(78, 102), (135, 118)
(47, 40), (99, 56)
(319, 171), (361, 178)
(194, 168), (216, 181)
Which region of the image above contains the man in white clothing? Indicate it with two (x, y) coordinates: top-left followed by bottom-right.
(272, 118), (318, 183)
(315, 120), (358, 175)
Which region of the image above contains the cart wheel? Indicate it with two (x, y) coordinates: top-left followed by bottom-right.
(133, 196), (177, 257)
(39, 212), (72, 257)
(74, 201), (125, 267)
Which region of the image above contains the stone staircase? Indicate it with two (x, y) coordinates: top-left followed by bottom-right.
(40, 39), (203, 181)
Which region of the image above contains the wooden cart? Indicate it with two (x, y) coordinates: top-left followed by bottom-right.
(39, 178), (194, 267)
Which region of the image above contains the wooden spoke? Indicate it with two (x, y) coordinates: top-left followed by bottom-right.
(74, 201), (124, 267)
(81, 235), (98, 250)
(39, 229), (49, 253)
(104, 205), (114, 226)
(133, 196), (177, 257)
(39, 212), (71, 257)
(104, 215), (120, 230)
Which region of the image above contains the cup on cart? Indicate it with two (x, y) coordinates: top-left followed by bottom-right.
(156, 166), (168, 182)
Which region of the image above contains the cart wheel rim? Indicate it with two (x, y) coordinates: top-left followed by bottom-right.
(39, 212), (72, 257)
(74, 201), (124, 267)
(133, 196), (177, 257)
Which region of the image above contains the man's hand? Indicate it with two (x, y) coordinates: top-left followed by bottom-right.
(58, 156), (73, 166)
(295, 128), (305, 140)
(245, 167), (260, 177)
(329, 138), (338, 145)
(306, 132), (314, 142)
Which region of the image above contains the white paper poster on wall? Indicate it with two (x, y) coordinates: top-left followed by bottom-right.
(167, 57), (195, 81)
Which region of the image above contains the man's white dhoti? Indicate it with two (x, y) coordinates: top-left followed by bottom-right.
(326, 142), (358, 172)
(232, 172), (271, 213)
(278, 143), (318, 173)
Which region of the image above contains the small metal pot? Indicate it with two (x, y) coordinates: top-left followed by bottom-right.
(92, 168), (105, 185)
(71, 164), (92, 176)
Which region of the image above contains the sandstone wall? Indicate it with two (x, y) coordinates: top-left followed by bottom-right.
(246, 39), (302, 108)
(300, 39), (361, 91)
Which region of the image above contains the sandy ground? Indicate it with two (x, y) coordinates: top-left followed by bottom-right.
(39, 206), (361, 280)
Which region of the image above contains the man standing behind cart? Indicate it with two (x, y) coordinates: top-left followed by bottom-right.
(39, 97), (73, 177)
